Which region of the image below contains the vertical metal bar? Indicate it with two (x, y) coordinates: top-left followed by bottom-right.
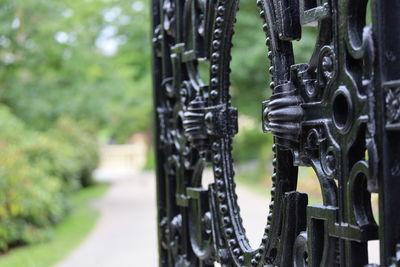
(372, 0), (400, 265)
(151, 0), (167, 265)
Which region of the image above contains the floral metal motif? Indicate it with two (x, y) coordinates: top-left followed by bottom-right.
(385, 86), (400, 127)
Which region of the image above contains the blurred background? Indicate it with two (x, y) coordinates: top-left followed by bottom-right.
(0, 0), (375, 267)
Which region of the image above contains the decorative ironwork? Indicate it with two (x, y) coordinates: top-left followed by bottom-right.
(152, 0), (400, 265)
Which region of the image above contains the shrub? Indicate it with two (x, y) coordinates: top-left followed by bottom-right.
(233, 115), (273, 163)
(0, 107), (66, 250)
(50, 117), (99, 187)
(0, 147), (66, 250)
(0, 107), (100, 251)
(23, 134), (81, 193)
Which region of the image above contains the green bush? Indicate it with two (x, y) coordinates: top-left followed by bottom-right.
(0, 107), (66, 250)
(0, 147), (66, 250)
(50, 117), (99, 187)
(24, 134), (81, 193)
(0, 107), (99, 251)
(233, 115), (273, 163)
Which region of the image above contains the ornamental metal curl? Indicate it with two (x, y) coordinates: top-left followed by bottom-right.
(152, 0), (400, 265)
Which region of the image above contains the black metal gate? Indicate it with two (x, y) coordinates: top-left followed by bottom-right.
(151, 0), (400, 265)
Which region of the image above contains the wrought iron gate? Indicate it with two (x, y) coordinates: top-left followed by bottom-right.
(151, 0), (400, 265)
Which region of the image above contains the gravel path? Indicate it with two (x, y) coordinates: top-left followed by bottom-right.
(55, 171), (157, 267)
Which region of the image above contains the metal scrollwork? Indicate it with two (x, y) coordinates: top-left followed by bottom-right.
(152, 0), (400, 265)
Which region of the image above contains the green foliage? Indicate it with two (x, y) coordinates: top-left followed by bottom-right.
(0, 0), (152, 142)
(0, 107), (65, 250)
(0, 0), (154, 255)
(0, 0), (153, 254)
(23, 134), (80, 193)
(230, 1), (270, 118)
(233, 115), (273, 163)
(0, 183), (108, 267)
(0, 107), (99, 251)
(49, 118), (99, 187)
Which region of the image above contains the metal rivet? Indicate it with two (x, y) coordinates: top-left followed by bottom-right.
(217, 6), (225, 15)
(262, 234), (268, 243)
(212, 40), (220, 50)
(212, 52), (220, 62)
(225, 227), (233, 236)
(223, 216), (230, 225)
(215, 17), (223, 26)
(212, 142), (220, 151)
(215, 167), (222, 176)
(269, 81), (275, 89)
(269, 201), (274, 209)
(211, 77), (219, 87)
(213, 153), (221, 164)
(211, 64), (219, 74)
(210, 89), (219, 99)
(220, 204), (228, 214)
(269, 66), (274, 74)
(214, 29), (222, 39)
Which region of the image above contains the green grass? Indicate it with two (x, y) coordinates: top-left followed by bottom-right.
(0, 183), (109, 267)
